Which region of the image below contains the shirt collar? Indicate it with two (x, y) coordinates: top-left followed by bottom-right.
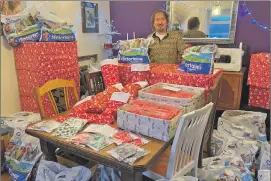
(152, 31), (169, 38)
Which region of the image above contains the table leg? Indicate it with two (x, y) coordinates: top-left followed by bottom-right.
(121, 170), (142, 181)
(40, 139), (57, 162)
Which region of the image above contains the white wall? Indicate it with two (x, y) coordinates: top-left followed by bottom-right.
(1, 1), (111, 116)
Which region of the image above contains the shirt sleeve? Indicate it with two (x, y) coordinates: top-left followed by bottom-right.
(177, 31), (186, 61)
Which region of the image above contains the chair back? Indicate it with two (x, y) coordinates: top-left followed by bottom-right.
(35, 79), (79, 118)
(166, 102), (214, 178)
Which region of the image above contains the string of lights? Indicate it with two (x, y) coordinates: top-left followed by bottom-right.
(240, 1), (269, 30)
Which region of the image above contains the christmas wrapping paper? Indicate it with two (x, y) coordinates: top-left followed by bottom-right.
(118, 64), (151, 86)
(101, 64), (120, 88)
(249, 86), (270, 110)
(14, 42), (80, 116)
(247, 53), (270, 109)
(138, 83), (205, 113)
(69, 83), (145, 124)
(149, 64), (223, 89)
(248, 53), (270, 88)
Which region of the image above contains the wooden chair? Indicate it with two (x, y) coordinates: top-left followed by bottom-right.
(144, 103), (214, 180)
(35, 79), (79, 119)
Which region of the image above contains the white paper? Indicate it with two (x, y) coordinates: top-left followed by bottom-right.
(134, 81), (148, 88)
(163, 86), (181, 92)
(113, 83), (124, 90)
(110, 92), (130, 103)
(258, 170), (270, 181)
(83, 124), (118, 137)
(131, 64), (150, 72)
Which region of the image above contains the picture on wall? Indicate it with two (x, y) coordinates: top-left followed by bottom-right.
(81, 1), (99, 33)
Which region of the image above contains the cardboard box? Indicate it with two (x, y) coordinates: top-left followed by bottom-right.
(117, 103), (183, 142)
(138, 83), (205, 113)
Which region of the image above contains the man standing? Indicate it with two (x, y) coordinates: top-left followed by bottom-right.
(148, 10), (186, 64)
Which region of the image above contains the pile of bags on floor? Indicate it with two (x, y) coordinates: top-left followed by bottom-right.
(198, 110), (269, 181)
(1, 112), (43, 181)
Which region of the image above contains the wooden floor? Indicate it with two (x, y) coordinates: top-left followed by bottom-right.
(1, 172), (11, 181)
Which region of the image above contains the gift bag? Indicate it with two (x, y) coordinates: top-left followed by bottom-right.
(35, 160), (91, 181)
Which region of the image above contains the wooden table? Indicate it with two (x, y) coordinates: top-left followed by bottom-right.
(217, 68), (246, 110)
(26, 115), (171, 181)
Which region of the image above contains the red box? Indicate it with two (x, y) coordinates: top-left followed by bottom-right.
(248, 53), (270, 109)
(118, 63), (151, 86)
(14, 42), (80, 116)
(150, 64), (223, 89)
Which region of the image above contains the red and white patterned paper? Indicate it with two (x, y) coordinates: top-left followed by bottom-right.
(101, 64), (120, 88)
(150, 64), (223, 89)
(248, 53), (270, 88)
(118, 64), (151, 86)
(14, 42), (80, 117)
(249, 86), (270, 110)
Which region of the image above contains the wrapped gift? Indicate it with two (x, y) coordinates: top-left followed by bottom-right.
(101, 59), (120, 88)
(117, 100), (183, 141)
(150, 64), (222, 89)
(138, 83), (205, 113)
(248, 53), (270, 109)
(14, 42), (80, 117)
(118, 64), (151, 86)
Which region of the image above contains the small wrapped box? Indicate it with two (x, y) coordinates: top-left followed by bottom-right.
(138, 83), (205, 113)
(117, 100), (184, 141)
(247, 53), (270, 109)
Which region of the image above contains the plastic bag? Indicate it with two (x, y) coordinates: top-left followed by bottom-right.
(182, 45), (218, 74)
(118, 38), (153, 64)
(107, 143), (138, 161)
(258, 170), (270, 181)
(30, 120), (61, 132)
(86, 134), (114, 151)
(257, 142), (270, 170)
(3, 112), (41, 129)
(53, 118), (87, 138)
(221, 110), (267, 142)
(5, 128), (42, 181)
(36, 10), (75, 42)
(122, 147), (150, 165)
(35, 160), (91, 181)
(198, 156), (253, 181)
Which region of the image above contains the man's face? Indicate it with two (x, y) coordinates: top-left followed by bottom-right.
(153, 12), (167, 32)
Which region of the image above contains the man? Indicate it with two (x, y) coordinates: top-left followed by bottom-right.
(148, 10), (186, 64)
(184, 17), (207, 38)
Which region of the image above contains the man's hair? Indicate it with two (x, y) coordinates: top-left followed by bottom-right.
(187, 17), (200, 30)
(150, 9), (169, 30)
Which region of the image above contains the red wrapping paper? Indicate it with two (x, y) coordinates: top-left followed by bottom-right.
(248, 53), (270, 88)
(101, 64), (120, 87)
(249, 86), (270, 109)
(247, 53), (270, 109)
(150, 64), (222, 89)
(70, 83), (144, 124)
(118, 64), (151, 86)
(14, 42), (80, 117)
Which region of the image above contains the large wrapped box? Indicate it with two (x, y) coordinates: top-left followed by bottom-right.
(118, 63), (151, 86)
(117, 100), (184, 141)
(248, 53), (270, 109)
(14, 42), (80, 116)
(138, 83), (205, 113)
(150, 64), (223, 89)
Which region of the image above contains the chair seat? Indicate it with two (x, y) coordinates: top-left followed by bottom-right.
(150, 146), (172, 177)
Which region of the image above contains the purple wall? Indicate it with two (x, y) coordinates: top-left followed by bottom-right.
(110, 1), (270, 53)
(110, 1), (165, 43)
(235, 1), (270, 53)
